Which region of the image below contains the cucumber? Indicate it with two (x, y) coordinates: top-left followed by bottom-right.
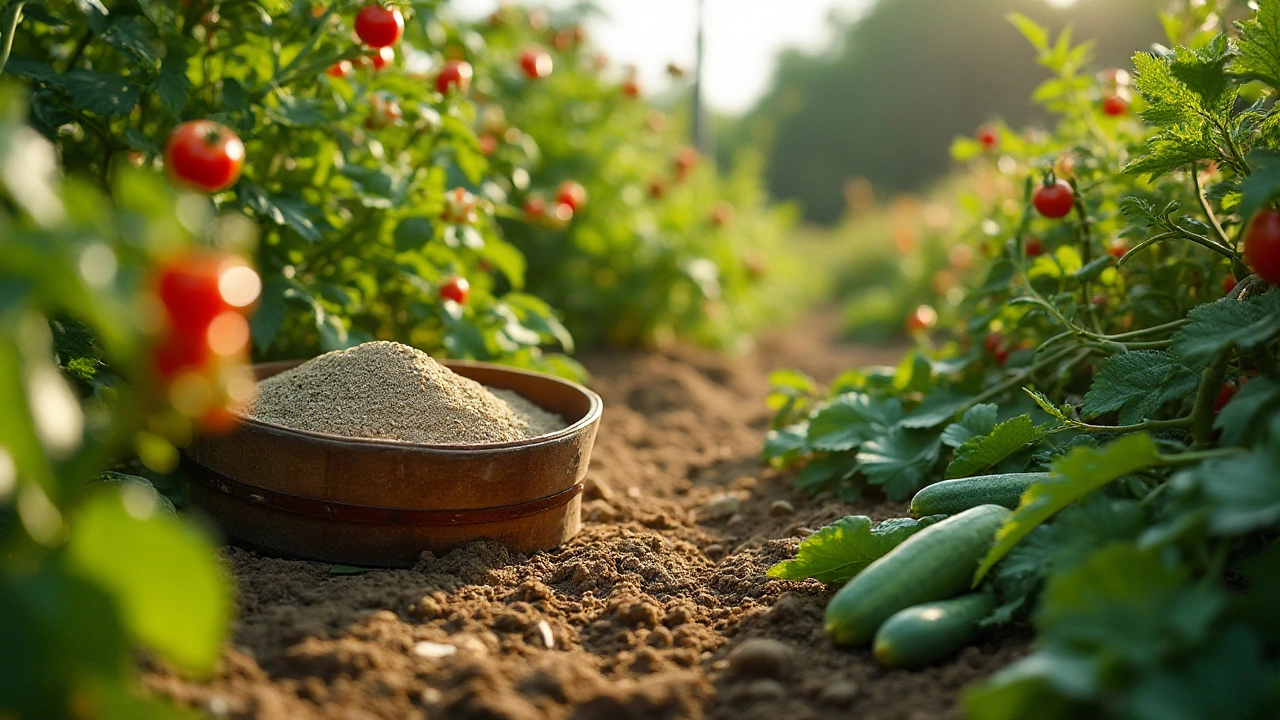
(873, 593), (995, 669)
(823, 504), (1010, 645)
(908, 472), (1053, 518)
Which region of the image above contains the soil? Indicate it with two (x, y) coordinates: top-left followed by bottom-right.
(144, 311), (1030, 720)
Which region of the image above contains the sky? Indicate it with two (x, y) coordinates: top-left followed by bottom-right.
(453, 0), (874, 114)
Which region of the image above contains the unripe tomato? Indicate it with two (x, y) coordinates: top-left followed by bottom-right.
(436, 60), (473, 95)
(519, 47), (552, 79)
(1053, 153), (1075, 180)
(556, 180), (587, 212)
(710, 201), (734, 227)
(1025, 237), (1044, 258)
(1223, 275), (1238, 295)
(442, 187), (478, 224)
(905, 305), (937, 333)
(165, 121), (244, 193)
(524, 194), (547, 219)
(354, 4), (403, 48)
(327, 60), (354, 78)
(440, 276), (470, 305)
(365, 93), (402, 129)
(1244, 209), (1280, 284)
(976, 124), (998, 150)
(370, 46), (394, 71)
(1032, 179), (1074, 219)
(1102, 94), (1128, 116)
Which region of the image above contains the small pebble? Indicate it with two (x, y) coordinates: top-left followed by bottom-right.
(704, 543), (725, 558)
(726, 512), (745, 527)
(727, 638), (795, 678)
(818, 680), (860, 706)
(743, 678), (787, 702)
(412, 641), (457, 659)
(701, 494), (742, 519)
(769, 499), (795, 516)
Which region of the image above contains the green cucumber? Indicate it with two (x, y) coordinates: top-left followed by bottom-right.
(823, 504), (1010, 645)
(909, 472), (1053, 518)
(873, 593), (995, 669)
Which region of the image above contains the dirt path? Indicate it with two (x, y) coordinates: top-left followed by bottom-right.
(146, 313), (1026, 720)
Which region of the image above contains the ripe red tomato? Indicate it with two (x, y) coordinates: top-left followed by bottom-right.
(478, 134), (498, 156)
(1107, 238), (1128, 259)
(1025, 237), (1044, 258)
(622, 79), (641, 98)
(994, 348), (1010, 366)
(370, 46), (394, 71)
(556, 180), (587, 212)
(523, 194), (547, 219)
(152, 254), (260, 377)
(440, 276), (470, 305)
(165, 120), (245, 193)
(354, 4), (403, 48)
(976, 124), (999, 150)
(1215, 383), (1236, 412)
(710, 201), (734, 227)
(905, 305), (937, 333)
(1223, 275), (1238, 295)
(327, 60), (354, 78)
(519, 47), (552, 79)
(1244, 209), (1280, 284)
(1102, 94), (1128, 116)
(1032, 179), (1074, 219)
(436, 60), (473, 95)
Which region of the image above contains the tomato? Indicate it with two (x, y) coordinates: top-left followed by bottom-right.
(1214, 383), (1236, 413)
(436, 60), (473, 95)
(976, 124), (999, 150)
(548, 202), (574, 229)
(152, 254), (259, 377)
(1102, 94), (1128, 116)
(905, 305), (937, 333)
(165, 120), (244, 193)
(674, 146), (698, 181)
(1032, 179), (1074, 219)
(1025, 237), (1044, 258)
(370, 46), (394, 71)
(710, 201), (734, 227)
(365, 93), (402, 129)
(994, 348), (1010, 366)
(354, 4), (403, 48)
(1223, 275), (1238, 295)
(519, 47), (552, 79)
(478, 134), (498, 156)
(1244, 208), (1280, 284)
(983, 332), (1003, 354)
(1107, 238), (1129, 259)
(326, 60), (354, 78)
(647, 180), (666, 200)
(556, 180), (587, 212)
(442, 187), (478, 225)
(440, 276), (470, 305)
(622, 79), (641, 99)
(523, 194), (547, 219)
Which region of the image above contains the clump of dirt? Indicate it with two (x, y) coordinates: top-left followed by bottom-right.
(147, 317), (1025, 719)
(244, 341), (563, 444)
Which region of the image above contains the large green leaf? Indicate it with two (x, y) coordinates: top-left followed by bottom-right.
(767, 514), (945, 585)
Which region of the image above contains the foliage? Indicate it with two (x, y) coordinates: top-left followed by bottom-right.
(766, 514), (944, 585)
(765, 1), (1280, 715)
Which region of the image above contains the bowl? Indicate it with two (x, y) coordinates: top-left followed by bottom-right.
(183, 359), (602, 567)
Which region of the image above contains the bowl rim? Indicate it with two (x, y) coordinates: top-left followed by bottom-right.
(227, 358), (603, 453)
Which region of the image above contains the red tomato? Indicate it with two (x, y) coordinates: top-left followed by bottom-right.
(326, 60), (354, 78)
(523, 194), (547, 219)
(370, 46), (394, 71)
(556, 181), (587, 212)
(1102, 94), (1128, 116)
(1107, 238), (1129, 259)
(1215, 383), (1236, 412)
(152, 254), (260, 377)
(165, 121), (245, 193)
(710, 201), (734, 227)
(519, 47), (552, 80)
(440, 276), (470, 305)
(994, 348), (1010, 366)
(1025, 237), (1044, 258)
(1244, 209), (1280, 284)
(984, 332), (1003, 354)
(1223, 275), (1238, 295)
(621, 79), (641, 98)
(436, 60), (473, 95)
(976, 124), (999, 150)
(1032, 179), (1074, 219)
(905, 305), (937, 333)
(478, 134), (498, 156)
(354, 4), (403, 48)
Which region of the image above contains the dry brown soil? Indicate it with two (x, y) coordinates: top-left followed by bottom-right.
(145, 313), (1029, 720)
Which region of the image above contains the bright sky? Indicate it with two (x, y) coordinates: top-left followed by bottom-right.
(453, 0), (873, 114)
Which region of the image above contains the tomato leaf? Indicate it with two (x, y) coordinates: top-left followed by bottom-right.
(857, 426), (942, 500)
(1233, 0), (1280, 89)
(766, 514), (946, 585)
(807, 392), (902, 452)
(1171, 293), (1280, 368)
(946, 414), (1047, 479)
(942, 403), (998, 449)
(1081, 350), (1198, 423)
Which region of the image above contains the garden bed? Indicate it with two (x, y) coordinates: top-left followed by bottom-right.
(144, 314), (1026, 720)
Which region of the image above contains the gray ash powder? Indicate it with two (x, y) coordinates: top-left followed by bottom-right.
(243, 341), (566, 444)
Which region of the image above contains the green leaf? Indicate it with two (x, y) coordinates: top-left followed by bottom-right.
(763, 423), (808, 465)
(1182, 423), (1280, 535)
(1214, 377), (1280, 447)
(766, 514), (945, 585)
(1171, 293), (1280, 368)
(793, 452), (858, 495)
(269, 94), (329, 127)
(963, 649), (1100, 720)
(66, 489), (230, 672)
(61, 70), (141, 116)
(808, 392), (902, 452)
(240, 183), (323, 242)
(393, 216), (435, 253)
(942, 403), (998, 448)
(1233, 0), (1280, 89)
(902, 389), (972, 428)
(1125, 624), (1273, 720)
(474, 237), (526, 290)
(102, 17), (160, 71)
(974, 433), (1161, 583)
(1237, 150), (1280, 222)
(857, 427), (942, 500)
(1081, 350), (1198, 423)
(946, 414), (1047, 479)
(155, 47), (191, 118)
(249, 275), (289, 352)
(90, 472), (176, 516)
(1007, 13), (1050, 53)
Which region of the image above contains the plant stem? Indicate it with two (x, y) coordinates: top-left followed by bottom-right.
(1192, 163), (1234, 250)
(964, 344), (1083, 411)
(1189, 348), (1231, 449)
(1069, 416), (1191, 434)
(1156, 446), (1244, 465)
(0, 1), (24, 75)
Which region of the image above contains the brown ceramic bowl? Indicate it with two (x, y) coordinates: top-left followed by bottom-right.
(183, 359), (602, 568)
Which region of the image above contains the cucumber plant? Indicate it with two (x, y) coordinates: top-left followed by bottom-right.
(767, 1), (1280, 714)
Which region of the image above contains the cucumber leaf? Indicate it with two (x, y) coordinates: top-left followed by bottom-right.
(767, 514), (945, 585)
